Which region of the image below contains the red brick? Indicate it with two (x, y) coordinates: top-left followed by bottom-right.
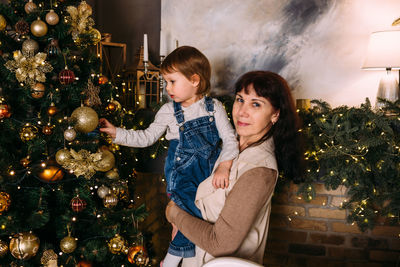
(390, 238), (400, 250)
(290, 195), (328, 206)
(269, 214), (289, 228)
(314, 183), (347, 195)
(266, 240), (288, 253)
(289, 243), (326, 256)
(327, 247), (367, 260)
(331, 222), (362, 234)
(309, 208), (346, 219)
(263, 252), (289, 266)
(271, 204), (305, 216)
(369, 250), (400, 262)
(330, 196), (348, 208)
(309, 233), (345, 245)
(268, 229), (307, 243)
(372, 226), (400, 238)
(351, 237), (388, 249)
(272, 191), (289, 204)
(290, 217), (327, 231)
(345, 262), (382, 267)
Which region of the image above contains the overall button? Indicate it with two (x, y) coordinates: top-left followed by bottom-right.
(209, 117), (214, 122)
(176, 157), (181, 161)
(180, 126), (185, 131)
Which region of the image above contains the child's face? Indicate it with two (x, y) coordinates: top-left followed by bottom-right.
(163, 71), (201, 107)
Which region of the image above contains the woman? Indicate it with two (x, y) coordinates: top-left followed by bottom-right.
(166, 71), (304, 266)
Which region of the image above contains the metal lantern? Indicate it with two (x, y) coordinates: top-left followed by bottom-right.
(123, 46), (160, 109)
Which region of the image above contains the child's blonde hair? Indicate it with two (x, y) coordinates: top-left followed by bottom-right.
(161, 46), (211, 95)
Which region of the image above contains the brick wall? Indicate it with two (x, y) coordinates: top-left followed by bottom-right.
(266, 182), (400, 266)
(135, 173), (400, 266)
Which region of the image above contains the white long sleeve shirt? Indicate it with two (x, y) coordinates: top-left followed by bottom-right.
(114, 97), (239, 163)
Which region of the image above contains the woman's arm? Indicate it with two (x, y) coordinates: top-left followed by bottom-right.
(166, 167), (277, 257)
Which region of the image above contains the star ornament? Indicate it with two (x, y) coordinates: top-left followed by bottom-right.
(4, 50), (53, 87)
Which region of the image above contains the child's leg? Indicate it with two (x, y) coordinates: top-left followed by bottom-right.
(161, 252), (182, 267)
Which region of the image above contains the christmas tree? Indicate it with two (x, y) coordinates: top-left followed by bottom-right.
(0, 0), (150, 266)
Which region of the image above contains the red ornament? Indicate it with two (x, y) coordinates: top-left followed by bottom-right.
(98, 75), (108, 85)
(59, 67), (75, 85)
(70, 195), (86, 212)
(0, 104), (11, 119)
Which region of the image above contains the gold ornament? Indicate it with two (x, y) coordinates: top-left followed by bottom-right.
(0, 240), (8, 258)
(40, 249), (57, 266)
(0, 192), (11, 214)
(20, 123), (38, 142)
(78, 1), (93, 15)
(71, 106), (99, 133)
(60, 236), (77, 253)
(24, 0), (37, 14)
(66, 2), (94, 41)
(0, 15), (6, 31)
(108, 234), (126, 254)
(112, 181), (128, 201)
(45, 9), (59, 25)
(22, 39), (39, 57)
(31, 17), (48, 37)
(83, 79), (101, 107)
(31, 82), (45, 99)
(127, 245), (148, 265)
(103, 193), (118, 208)
(61, 149), (102, 179)
(38, 165), (64, 182)
(47, 102), (57, 116)
(64, 126), (76, 141)
(5, 50), (53, 87)
(89, 28), (101, 45)
(105, 168), (119, 179)
(97, 185), (110, 199)
(9, 232), (40, 260)
(55, 149), (71, 165)
(95, 150), (115, 172)
(20, 156), (31, 167)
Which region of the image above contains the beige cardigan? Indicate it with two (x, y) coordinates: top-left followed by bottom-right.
(181, 137), (278, 266)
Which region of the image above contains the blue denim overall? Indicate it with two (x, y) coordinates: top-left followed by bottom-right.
(164, 97), (221, 257)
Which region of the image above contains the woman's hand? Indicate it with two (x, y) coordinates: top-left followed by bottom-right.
(99, 118), (117, 139)
(165, 200), (178, 223)
(212, 160), (233, 189)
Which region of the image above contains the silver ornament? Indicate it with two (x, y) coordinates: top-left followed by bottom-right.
(97, 185), (111, 199)
(64, 127), (76, 141)
(22, 39), (39, 57)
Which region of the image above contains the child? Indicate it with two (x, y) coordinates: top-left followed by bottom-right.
(99, 46), (238, 267)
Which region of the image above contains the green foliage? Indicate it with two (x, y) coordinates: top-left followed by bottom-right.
(298, 99), (400, 231)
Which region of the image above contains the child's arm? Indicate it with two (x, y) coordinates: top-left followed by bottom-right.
(212, 159), (233, 189)
(99, 118), (116, 138)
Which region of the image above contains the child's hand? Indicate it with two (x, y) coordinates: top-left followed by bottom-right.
(99, 118), (117, 139)
(171, 223), (178, 240)
(212, 161), (232, 189)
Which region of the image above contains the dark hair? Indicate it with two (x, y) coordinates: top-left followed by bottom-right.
(234, 71), (304, 183)
(161, 46), (211, 95)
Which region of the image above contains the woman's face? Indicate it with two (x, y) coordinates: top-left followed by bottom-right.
(232, 85), (280, 145)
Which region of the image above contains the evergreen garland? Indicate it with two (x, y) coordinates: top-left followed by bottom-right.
(298, 99), (400, 231)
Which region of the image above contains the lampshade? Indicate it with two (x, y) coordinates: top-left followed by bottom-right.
(362, 30), (400, 69)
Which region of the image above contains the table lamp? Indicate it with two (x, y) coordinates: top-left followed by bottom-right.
(362, 29), (400, 106)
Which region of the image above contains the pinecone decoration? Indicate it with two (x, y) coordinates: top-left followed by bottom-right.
(15, 20), (29, 35)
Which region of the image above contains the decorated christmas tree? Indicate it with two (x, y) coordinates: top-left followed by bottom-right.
(0, 0), (151, 266)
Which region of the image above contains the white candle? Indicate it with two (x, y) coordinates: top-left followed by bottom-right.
(143, 34), (149, 62)
(160, 30), (166, 56)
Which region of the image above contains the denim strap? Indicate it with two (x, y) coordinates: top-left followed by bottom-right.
(173, 101), (185, 125)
